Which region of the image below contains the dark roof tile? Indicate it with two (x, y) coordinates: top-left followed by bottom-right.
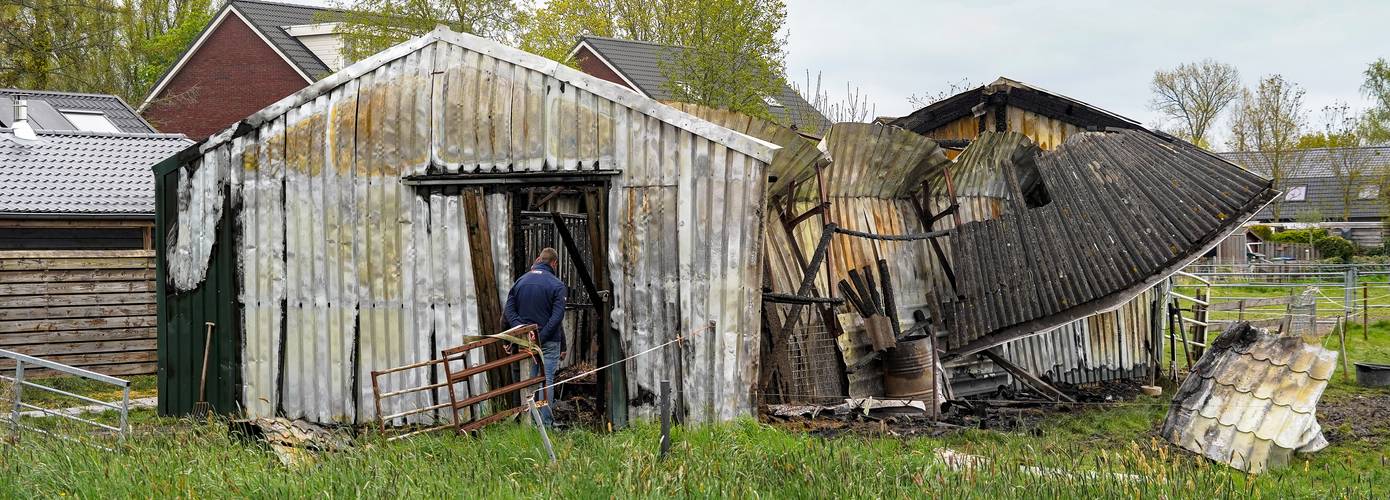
(0, 130), (191, 214)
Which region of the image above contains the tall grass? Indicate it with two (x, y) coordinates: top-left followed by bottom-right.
(0, 412), (1382, 498)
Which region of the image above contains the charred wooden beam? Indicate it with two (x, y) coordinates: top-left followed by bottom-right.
(761, 292), (845, 305)
(978, 349), (1075, 403)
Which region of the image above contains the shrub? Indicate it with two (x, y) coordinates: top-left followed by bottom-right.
(1249, 224), (1274, 240)
(1267, 227), (1328, 244)
(1313, 235), (1357, 261)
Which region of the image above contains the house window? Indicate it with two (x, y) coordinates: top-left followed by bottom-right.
(1285, 186), (1306, 202)
(1359, 185), (1379, 200)
(60, 110), (120, 133)
(763, 95), (784, 108)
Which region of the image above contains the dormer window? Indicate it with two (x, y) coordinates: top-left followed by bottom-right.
(1285, 186), (1306, 202)
(763, 95), (784, 108)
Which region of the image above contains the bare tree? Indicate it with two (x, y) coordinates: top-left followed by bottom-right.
(1149, 60), (1242, 148)
(1306, 103), (1377, 222)
(789, 70), (876, 134)
(1228, 74), (1307, 222)
(906, 78), (976, 109)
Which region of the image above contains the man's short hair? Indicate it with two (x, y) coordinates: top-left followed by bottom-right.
(537, 247), (558, 264)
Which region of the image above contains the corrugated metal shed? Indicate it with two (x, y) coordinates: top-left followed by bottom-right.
(1, 130), (191, 215)
(1160, 322), (1337, 473)
(156, 27), (778, 425)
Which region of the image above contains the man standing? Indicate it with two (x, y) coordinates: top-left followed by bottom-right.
(503, 248), (567, 427)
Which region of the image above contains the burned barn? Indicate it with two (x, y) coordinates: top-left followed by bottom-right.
(155, 30), (1275, 429)
(154, 27), (778, 426)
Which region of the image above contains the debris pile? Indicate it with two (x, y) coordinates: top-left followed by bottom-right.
(1160, 321), (1337, 473)
(232, 418), (353, 468)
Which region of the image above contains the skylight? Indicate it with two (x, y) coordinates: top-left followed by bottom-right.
(60, 110), (120, 133)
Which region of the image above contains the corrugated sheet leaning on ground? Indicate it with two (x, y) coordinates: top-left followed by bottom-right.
(162, 28), (776, 424)
(945, 130), (1276, 358)
(1160, 323), (1337, 473)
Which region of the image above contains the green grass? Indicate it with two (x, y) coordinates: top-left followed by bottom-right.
(0, 391), (1385, 497)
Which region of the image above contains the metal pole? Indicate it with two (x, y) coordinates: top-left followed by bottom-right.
(528, 395), (556, 463)
(120, 384), (130, 445)
(1364, 284), (1370, 342)
(659, 379), (671, 460)
(9, 361), (22, 443)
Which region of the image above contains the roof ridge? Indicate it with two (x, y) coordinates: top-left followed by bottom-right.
(30, 129), (191, 140)
(230, 0), (345, 13)
(0, 88), (125, 100)
(580, 35), (687, 50)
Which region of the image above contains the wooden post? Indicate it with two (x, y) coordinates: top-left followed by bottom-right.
(1339, 317), (1351, 382)
(659, 379), (671, 460)
(462, 188), (515, 407)
(1363, 285), (1370, 341)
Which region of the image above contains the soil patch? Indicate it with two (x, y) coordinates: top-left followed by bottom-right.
(1318, 392), (1390, 444)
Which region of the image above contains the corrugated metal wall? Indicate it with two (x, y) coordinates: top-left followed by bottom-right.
(154, 153), (240, 416)
(158, 29), (774, 424)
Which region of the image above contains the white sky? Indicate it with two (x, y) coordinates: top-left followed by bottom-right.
(784, 0), (1389, 134)
(285, 0), (1387, 140)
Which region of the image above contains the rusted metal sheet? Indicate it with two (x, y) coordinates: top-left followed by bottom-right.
(1001, 287), (1158, 387)
(1160, 322), (1337, 473)
(162, 28), (776, 425)
(166, 144), (228, 292)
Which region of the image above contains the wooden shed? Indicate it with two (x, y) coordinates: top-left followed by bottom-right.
(154, 27), (779, 426)
(2, 110), (189, 377)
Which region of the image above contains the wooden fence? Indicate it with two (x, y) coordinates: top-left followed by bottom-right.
(0, 250), (157, 377)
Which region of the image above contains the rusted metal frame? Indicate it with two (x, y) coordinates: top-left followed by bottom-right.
(444, 350), (536, 382)
(877, 259), (902, 339)
(371, 357), (447, 433)
(908, 193), (958, 294)
(766, 177), (841, 402)
(977, 349), (1075, 403)
(452, 374), (546, 409)
(786, 202), (831, 228)
(439, 331), (545, 434)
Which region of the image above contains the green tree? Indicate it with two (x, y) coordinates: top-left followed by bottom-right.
(1363, 58), (1390, 144)
(1228, 74), (1307, 222)
(0, 0), (213, 105)
(334, 0), (525, 63)
(519, 0), (788, 120)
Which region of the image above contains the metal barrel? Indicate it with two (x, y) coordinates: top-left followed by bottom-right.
(881, 335), (934, 399)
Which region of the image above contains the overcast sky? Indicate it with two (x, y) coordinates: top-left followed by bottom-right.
(784, 0), (1389, 137)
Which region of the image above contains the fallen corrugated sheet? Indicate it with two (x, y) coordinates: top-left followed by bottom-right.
(1160, 322), (1337, 473)
(161, 27), (778, 425)
(943, 130), (1276, 359)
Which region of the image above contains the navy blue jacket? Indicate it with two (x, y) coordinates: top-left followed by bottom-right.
(503, 262), (567, 351)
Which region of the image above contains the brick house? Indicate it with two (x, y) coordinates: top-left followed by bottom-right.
(139, 0), (346, 139)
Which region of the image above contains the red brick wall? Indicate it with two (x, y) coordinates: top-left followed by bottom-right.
(574, 47), (635, 91)
(142, 13), (310, 139)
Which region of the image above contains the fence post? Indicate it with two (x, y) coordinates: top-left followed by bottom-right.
(1364, 284), (1370, 341)
(659, 379), (671, 460)
(9, 361), (22, 443)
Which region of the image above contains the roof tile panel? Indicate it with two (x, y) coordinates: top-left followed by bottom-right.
(0, 130), (192, 214)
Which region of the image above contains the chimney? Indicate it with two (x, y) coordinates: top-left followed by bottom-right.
(12, 97), (38, 141)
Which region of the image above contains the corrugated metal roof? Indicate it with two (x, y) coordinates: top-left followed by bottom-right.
(577, 36), (831, 133)
(0, 89), (156, 133)
(231, 0), (340, 79)
(944, 130), (1276, 358)
(0, 129), (191, 215)
(1160, 322), (1337, 473)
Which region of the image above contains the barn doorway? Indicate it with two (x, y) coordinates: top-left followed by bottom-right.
(506, 183), (621, 427)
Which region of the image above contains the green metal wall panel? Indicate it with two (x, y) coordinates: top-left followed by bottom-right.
(155, 156), (241, 416)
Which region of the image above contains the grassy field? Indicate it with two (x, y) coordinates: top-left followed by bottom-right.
(1, 279), (1387, 497)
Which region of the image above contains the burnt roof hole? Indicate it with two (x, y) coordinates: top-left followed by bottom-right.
(1012, 150), (1051, 209)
